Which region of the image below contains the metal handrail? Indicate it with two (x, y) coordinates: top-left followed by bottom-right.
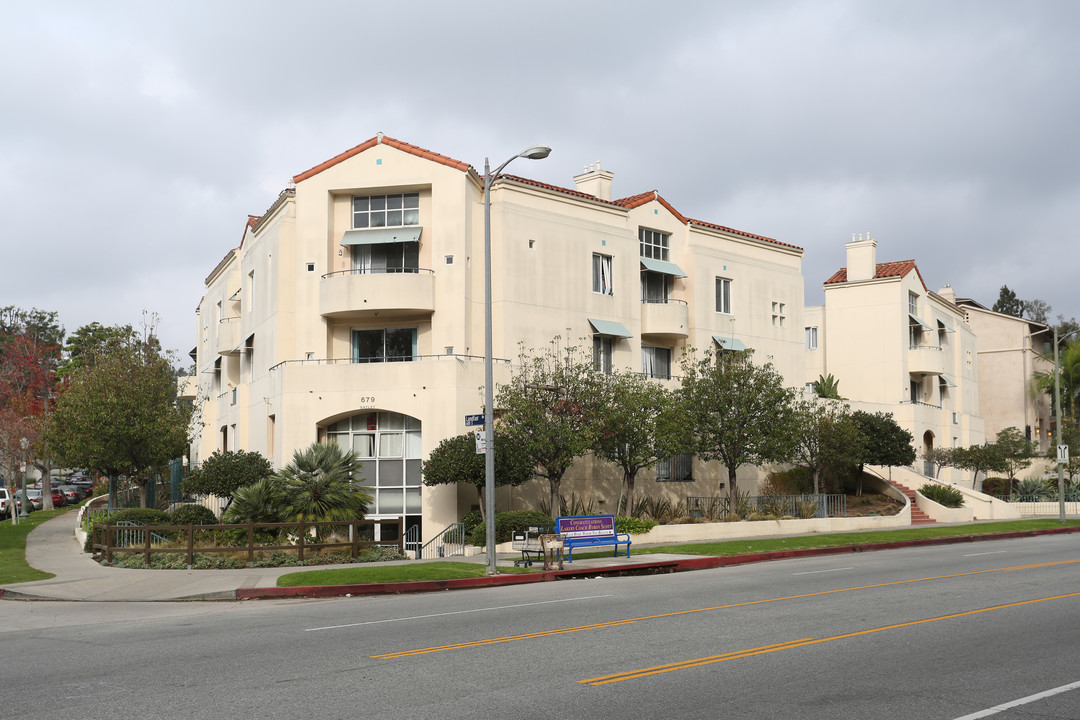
(641, 297), (688, 305)
(414, 522), (467, 559)
(686, 494), (846, 520)
(269, 353), (510, 372)
(322, 267), (434, 279)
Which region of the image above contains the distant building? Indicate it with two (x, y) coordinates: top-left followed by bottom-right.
(805, 235), (984, 482)
(951, 295), (1052, 452)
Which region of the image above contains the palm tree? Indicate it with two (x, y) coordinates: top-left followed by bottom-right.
(811, 373), (842, 399)
(277, 442), (373, 534)
(1033, 339), (1080, 421)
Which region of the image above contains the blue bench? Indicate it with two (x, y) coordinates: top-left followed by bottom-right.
(555, 515), (631, 563)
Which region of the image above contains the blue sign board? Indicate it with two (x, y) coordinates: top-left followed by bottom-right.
(465, 414), (485, 427)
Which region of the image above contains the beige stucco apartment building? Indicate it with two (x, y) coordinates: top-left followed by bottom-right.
(952, 296), (1052, 452)
(804, 236), (985, 484)
(185, 134), (809, 545)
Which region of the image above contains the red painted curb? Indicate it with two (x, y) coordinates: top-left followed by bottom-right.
(237, 526), (1080, 600)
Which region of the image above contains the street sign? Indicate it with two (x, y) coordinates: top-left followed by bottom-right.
(1058, 445), (1070, 464)
(465, 414), (485, 427)
(474, 429), (487, 454)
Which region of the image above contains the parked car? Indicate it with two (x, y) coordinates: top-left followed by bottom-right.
(50, 488), (66, 507)
(0, 488), (10, 518)
(55, 485), (81, 504)
(15, 489), (43, 511)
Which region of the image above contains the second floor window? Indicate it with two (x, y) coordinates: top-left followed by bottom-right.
(592, 253), (613, 295)
(353, 193), (420, 229)
(805, 326), (818, 350)
(593, 336), (613, 374)
(908, 291), (919, 315)
(352, 327), (417, 363)
(642, 346), (671, 380)
(716, 277), (732, 314)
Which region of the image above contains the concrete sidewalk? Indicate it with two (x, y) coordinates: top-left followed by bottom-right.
(3, 512), (1079, 602)
(0, 513), (688, 602)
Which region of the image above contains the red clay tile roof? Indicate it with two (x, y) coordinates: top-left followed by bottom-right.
(500, 174), (624, 206)
(292, 134), (470, 183)
(688, 218), (800, 250)
(825, 260), (926, 290)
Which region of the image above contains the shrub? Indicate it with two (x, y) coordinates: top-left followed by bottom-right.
(981, 477), (1009, 496)
(760, 468), (813, 495)
(468, 510), (554, 546)
(919, 483), (964, 508)
(614, 516), (658, 534)
(169, 504), (219, 526)
(1014, 477), (1053, 500)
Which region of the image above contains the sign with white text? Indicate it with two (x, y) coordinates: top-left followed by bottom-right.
(465, 414), (485, 427)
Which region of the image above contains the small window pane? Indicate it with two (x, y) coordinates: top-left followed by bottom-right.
(379, 488), (404, 514)
(355, 460), (376, 487)
(379, 432), (404, 458)
(353, 214), (369, 229)
(370, 196), (386, 211)
(405, 488), (422, 513)
(379, 458), (403, 486)
(386, 210), (402, 226)
(353, 434), (374, 458)
(405, 459), (422, 486)
(386, 195), (402, 210)
(353, 197), (369, 212)
(405, 431), (422, 458)
(380, 412), (405, 430)
(404, 193), (419, 208)
(403, 208), (419, 225)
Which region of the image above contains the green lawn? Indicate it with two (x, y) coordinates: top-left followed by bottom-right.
(277, 518), (1080, 587)
(0, 508), (69, 584)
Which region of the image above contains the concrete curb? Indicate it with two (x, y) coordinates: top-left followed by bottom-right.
(233, 525), (1080, 601)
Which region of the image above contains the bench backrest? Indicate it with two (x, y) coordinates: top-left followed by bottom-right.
(555, 515), (617, 539)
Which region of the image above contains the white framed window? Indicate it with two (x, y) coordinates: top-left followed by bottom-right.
(326, 411), (422, 522)
(908, 291), (919, 315)
(715, 277), (732, 314)
(805, 326), (818, 350)
(641, 270), (668, 303)
(639, 228), (669, 261)
(352, 241), (419, 274)
(642, 346), (671, 379)
(592, 253), (613, 295)
(593, 336), (613, 374)
(352, 192), (419, 228)
(352, 327), (417, 362)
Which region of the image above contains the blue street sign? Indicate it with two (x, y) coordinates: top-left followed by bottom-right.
(465, 414), (485, 427)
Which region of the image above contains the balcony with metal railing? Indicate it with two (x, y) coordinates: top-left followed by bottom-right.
(907, 343), (944, 375)
(216, 316), (241, 355)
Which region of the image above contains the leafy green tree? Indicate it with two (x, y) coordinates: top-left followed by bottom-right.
(1022, 299), (1052, 324)
(1033, 339), (1080, 421)
(993, 426), (1037, 483)
(277, 442), (372, 533)
(45, 339), (190, 507)
(182, 449), (273, 501)
(496, 339), (599, 516)
(789, 399), (865, 494)
(591, 370), (684, 515)
(679, 348), (797, 507)
(953, 443), (1007, 491)
(923, 446), (962, 479)
(850, 410), (916, 494)
(57, 322), (140, 379)
(422, 432), (534, 521)
(810, 373), (842, 399)
(992, 285), (1023, 317)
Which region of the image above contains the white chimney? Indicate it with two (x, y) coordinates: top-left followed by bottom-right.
(845, 232), (877, 282)
(573, 161), (614, 201)
(938, 284), (956, 304)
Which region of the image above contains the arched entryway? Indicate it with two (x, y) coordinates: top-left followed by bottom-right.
(325, 410), (422, 551)
(922, 430), (935, 477)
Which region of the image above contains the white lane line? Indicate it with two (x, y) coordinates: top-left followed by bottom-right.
(792, 567), (854, 576)
(963, 551), (1008, 557)
(952, 679), (1080, 719)
(305, 594), (615, 631)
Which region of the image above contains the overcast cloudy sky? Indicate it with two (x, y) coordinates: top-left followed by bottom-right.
(4, 0), (1078, 358)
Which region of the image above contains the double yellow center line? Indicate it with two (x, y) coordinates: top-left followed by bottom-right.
(583, 590), (1080, 685)
(371, 559), (1080, 665)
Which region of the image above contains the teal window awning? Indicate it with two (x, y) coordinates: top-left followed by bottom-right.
(712, 335), (748, 351)
(939, 375), (957, 388)
(640, 257), (687, 278)
(937, 318), (954, 332)
(589, 318), (633, 338)
(341, 227), (423, 246)
(909, 313), (934, 331)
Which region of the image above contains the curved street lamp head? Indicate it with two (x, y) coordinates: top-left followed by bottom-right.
(518, 145), (551, 160)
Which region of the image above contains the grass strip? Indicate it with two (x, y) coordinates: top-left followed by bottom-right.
(278, 518), (1080, 587)
(0, 508), (70, 584)
(278, 561), (535, 587)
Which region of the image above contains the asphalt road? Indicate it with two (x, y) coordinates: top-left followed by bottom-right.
(2, 533), (1079, 720)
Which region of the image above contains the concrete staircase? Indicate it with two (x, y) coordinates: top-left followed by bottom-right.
(891, 481), (936, 525)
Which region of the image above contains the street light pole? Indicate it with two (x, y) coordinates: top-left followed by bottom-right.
(1053, 328), (1079, 523)
(19, 437), (30, 521)
(483, 144), (551, 576)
